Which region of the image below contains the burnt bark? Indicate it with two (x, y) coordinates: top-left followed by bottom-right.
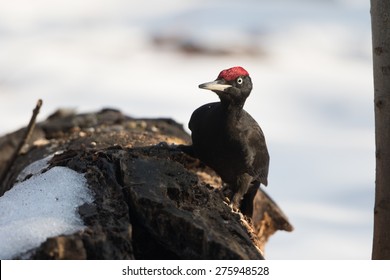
(0, 109), (292, 259)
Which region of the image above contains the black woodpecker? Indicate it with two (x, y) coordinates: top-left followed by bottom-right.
(189, 66), (269, 217)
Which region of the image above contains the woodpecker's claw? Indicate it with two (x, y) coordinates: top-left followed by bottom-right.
(229, 201), (240, 213)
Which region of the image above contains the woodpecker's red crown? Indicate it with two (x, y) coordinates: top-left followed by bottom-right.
(217, 66), (249, 81)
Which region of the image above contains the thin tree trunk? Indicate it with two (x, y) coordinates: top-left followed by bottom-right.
(371, 0), (390, 260)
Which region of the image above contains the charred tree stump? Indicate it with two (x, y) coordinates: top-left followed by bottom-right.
(0, 109), (293, 259)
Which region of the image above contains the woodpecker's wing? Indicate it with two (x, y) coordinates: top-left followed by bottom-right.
(188, 102), (219, 133)
(239, 111), (270, 186)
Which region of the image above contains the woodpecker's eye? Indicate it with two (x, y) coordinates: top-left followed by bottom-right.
(237, 77), (243, 85)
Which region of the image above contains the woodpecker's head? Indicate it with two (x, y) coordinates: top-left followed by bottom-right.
(198, 66), (252, 106)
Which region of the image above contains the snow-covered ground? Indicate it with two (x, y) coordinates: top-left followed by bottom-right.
(0, 164), (93, 259)
(0, 0), (374, 259)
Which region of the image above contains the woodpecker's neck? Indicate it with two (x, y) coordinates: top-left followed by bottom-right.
(217, 87), (248, 111)
(221, 101), (244, 124)
(221, 97), (245, 110)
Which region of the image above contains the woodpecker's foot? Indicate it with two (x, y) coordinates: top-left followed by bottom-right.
(228, 202), (246, 222)
(223, 195), (231, 204)
(224, 197), (237, 211)
(228, 202), (238, 212)
(229, 194), (242, 214)
(225, 192), (237, 211)
(231, 193), (242, 210)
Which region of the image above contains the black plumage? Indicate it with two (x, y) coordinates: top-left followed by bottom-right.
(188, 66), (269, 217)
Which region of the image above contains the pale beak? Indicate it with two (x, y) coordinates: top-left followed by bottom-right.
(198, 80), (232, 92)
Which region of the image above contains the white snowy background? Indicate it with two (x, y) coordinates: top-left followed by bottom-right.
(0, 0), (374, 259)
